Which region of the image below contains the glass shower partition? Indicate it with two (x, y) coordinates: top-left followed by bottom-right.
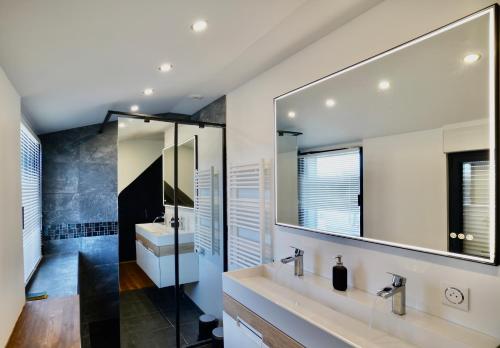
(118, 115), (226, 348)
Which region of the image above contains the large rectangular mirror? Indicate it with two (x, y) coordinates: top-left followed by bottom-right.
(275, 6), (498, 264)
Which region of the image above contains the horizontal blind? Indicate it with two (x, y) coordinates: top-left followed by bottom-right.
(21, 123), (42, 283)
(298, 148), (361, 236)
(462, 160), (490, 257)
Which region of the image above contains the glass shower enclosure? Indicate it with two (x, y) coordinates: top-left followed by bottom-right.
(117, 114), (226, 348)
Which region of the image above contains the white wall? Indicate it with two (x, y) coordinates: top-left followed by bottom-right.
(118, 138), (164, 193)
(163, 143), (195, 201)
(164, 125), (225, 318)
(363, 128), (447, 250)
(277, 136), (298, 225)
(0, 66), (25, 346)
(363, 120), (489, 250)
(226, 0), (500, 339)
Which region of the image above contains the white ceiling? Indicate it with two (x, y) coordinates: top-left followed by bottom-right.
(0, 0), (381, 134)
(117, 118), (172, 142)
(276, 11), (491, 150)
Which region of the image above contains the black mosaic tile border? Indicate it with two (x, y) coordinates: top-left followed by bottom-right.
(42, 221), (118, 241)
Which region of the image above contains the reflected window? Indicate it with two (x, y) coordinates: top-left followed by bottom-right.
(298, 147), (362, 236)
(448, 150), (490, 258)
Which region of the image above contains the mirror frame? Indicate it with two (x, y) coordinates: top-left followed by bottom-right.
(273, 5), (499, 265)
(163, 135), (198, 209)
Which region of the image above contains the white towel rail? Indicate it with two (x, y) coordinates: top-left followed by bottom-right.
(194, 167), (214, 254)
(228, 160), (271, 270)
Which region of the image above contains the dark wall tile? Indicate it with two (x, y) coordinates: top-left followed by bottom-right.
(79, 123), (117, 165)
(41, 128), (80, 163)
(41, 121), (117, 227)
(43, 238), (82, 255)
(79, 235), (119, 346)
(191, 96), (226, 124)
(78, 163), (116, 193)
(80, 263), (118, 298)
(80, 235), (118, 266)
(79, 192), (118, 222)
(43, 193), (80, 224)
(43, 161), (79, 194)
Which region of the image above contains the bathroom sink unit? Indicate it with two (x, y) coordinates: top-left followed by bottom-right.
(136, 223), (194, 245)
(222, 263), (498, 348)
(135, 223), (198, 288)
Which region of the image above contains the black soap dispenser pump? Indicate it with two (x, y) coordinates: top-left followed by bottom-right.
(332, 255), (347, 291)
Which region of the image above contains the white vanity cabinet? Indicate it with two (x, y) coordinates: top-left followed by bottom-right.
(223, 293), (303, 348)
(135, 223), (199, 288)
(222, 264), (499, 348)
(136, 240), (161, 284)
(223, 311), (268, 348)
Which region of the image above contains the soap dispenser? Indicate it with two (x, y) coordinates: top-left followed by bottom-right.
(332, 255), (347, 291)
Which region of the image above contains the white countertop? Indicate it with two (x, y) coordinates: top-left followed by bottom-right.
(223, 263), (499, 348)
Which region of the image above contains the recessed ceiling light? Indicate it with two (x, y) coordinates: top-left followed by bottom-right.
(119, 122), (126, 128)
(130, 105), (139, 112)
(191, 19), (208, 33)
(325, 99), (336, 108)
(463, 53), (481, 64)
(158, 63), (173, 72)
(378, 80), (390, 91)
(143, 88), (154, 96)
(288, 111), (296, 118)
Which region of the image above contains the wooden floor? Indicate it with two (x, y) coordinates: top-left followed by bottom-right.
(7, 296), (81, 348)
(120, 261), (155, 292)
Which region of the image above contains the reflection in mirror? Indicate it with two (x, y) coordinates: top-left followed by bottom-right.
(163, 137), (197, 208)
(275, 7), (497, 263)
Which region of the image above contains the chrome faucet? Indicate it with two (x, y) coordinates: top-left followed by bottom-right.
(152, 213), (165, 224)
(280, 247), (304, 276)
(377, 273), (406, 315)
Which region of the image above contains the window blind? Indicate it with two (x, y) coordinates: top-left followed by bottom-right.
(298, 147), (361, 236)
(462, 160), (490, 257)
(21, 123), (42, 283)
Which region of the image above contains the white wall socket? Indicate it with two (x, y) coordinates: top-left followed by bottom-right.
(441, 282), (469, 311)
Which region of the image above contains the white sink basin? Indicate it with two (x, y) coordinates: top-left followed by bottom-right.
(135, 223), (193, 246)
(223, 263), (498, 348)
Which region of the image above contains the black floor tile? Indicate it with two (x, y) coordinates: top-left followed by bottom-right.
(89, 318), (120, 348)
(163, 308), (203, 326)
(121, 327), (178, 348)
(121, 310), (173, 334)
(81, 292), (119, 323)
(179, 321), (200, 345)
(120, 295), (158, 319)
(120, 287), (206, 348)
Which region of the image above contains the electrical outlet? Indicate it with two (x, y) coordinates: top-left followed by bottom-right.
(441, 282), (469, 311)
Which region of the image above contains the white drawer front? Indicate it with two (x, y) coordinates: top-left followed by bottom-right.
(136, 240), (160, 286)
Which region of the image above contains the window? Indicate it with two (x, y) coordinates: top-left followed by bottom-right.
(448, 150), (490, 258)
(298, 147), (362, 236)
(20, 123), (42, 283)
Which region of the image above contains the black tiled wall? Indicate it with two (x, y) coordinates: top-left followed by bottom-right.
(43, 221), (118, 241)
(191, 95), (225, 124)
(39, 122), (120, 347)
(40, 122), (118, 227)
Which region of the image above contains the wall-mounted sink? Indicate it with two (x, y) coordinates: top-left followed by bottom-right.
(135, 222), (198, 288)
(223, 263), (498, 348)
(135, 222), (193, 246)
